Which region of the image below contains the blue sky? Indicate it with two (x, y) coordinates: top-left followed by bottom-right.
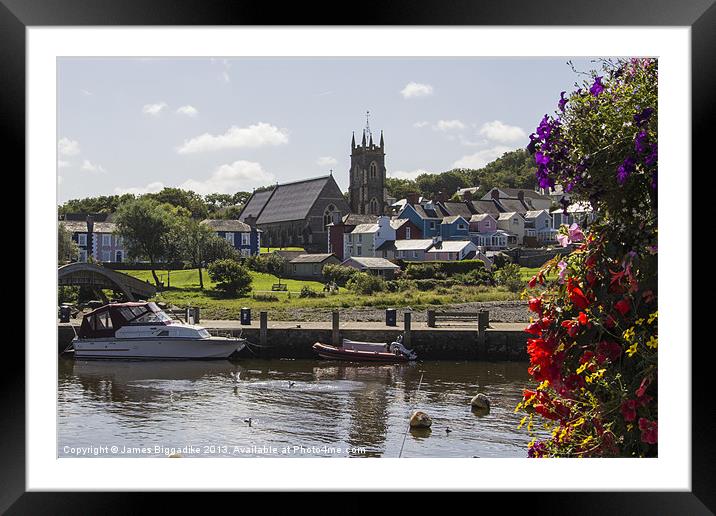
(57, 57), (598, 202)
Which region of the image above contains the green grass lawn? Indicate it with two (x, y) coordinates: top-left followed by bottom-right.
(259, 246), (304, 254)
(118, 267), (527, 319)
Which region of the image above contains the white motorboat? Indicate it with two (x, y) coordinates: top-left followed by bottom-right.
(71, 302), (245, 360)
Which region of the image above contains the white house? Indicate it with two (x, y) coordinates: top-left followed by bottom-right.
(524, 210), (555, 243)
(393, 239), (434, 261)
(551, 202), (596, 230)
(496, 212), (525, 246)
(344, 215), (395, 258)
(426, 240), (478, 261)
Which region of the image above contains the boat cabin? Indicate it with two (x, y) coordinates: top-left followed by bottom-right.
(78, 302), (172, 338)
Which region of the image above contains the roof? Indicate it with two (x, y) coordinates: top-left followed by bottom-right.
(289, 253), (337, 264)
(239, 189), (274, 222)
(427, 240), (475, 253)
(256, 176), (334, 225)
(389, 218), (409, 230)
(470, 200), (502, 216)
(393, 239), (434, 251)
(351, 223), (380, 234)
(470, 213), (494, 222)
(342, 213), (379, 226)
(375, 240), (397, 252)
(498, 199), (531, 213)
(441, 201), (475, 218)
(342, 257), (400, 269)
(412, 203), (449, 220)
(487, 187), (552, 201)
(497, 212), (521, 221)
(201, 219), (252, 232)
(525, 210), (550, 219)
(442, 215), (467, 224)
(60, 220), (117, 233)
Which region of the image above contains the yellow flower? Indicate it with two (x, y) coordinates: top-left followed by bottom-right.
(648, 311), (658, 324)
(623, 327), (636, 342)
(635, 318), (644, 326)
(626, 342), (638, 357)
(646, 335), (658, 349)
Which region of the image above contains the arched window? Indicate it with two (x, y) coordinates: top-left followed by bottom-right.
(369, 161), (378, 179)
(370, 198), (379, 215)
(323, 204), (337, 227)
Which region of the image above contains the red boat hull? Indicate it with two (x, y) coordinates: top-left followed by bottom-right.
(312, 342), (411, 363)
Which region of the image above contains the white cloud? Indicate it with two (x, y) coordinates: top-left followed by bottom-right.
(400, 82), (434, 99)
(57, 160), (71, 169)
(412, 121), (429, 128)
(58, 137), (80, 156)
(316, 156), (338, 167)
(176, 105), (199, 117)
(179, 160), (275, 195)
(388, 169), (430, 181)
(478, 120), (527, 143)
(142, 102), (168, 116)
(434, 119), (466, 132)
(114, 181), (166, 196)
(452, 146), (513, 169)
(81, 160), (107, 173)
(176, 122), (289, 154)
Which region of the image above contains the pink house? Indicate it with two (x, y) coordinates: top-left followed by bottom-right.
(469, 213), (497, 233)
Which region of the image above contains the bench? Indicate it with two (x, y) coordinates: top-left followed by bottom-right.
(271, 283), (288, 291)
(427, 310), (489, 329)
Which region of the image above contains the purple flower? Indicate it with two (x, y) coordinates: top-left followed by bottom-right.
(590, 76), (605, 96)
(556, 223), (584, 248)
(526, 133), (538, 154)
(616, 156), (636, 185)
(634, 129), (649, 154)
(634, 107), (654, 126)
(558, 91), (568, 112)
(536, 115), (552, 140)
(528, 440), (547, 458)
(535, 152), (550, 166)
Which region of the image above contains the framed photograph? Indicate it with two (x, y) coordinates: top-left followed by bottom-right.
(5, 0), (710, 511)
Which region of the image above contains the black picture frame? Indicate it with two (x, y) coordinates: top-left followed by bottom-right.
(3, 0), (711, 512)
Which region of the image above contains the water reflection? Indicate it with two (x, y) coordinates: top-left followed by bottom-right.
(58, 358), (538, 458)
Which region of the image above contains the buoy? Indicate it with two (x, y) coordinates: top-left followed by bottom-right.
(409, 410), (432, 428)
(470, 393), (491, 410)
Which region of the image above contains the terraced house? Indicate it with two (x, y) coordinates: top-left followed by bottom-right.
(59, 214), (126, 263)
(201, 219), (261, 257)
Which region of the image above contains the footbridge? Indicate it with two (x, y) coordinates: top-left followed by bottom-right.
(58, 263), (156, 301)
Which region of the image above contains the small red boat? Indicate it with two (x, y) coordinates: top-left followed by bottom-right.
(313, 336), (417, 363)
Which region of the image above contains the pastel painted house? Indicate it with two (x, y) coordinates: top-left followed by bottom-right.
(496, 212), (525, 246)
(524, 210), (555, 243)
(59, 216), (126, 263)
(469, 213), (497, 234)
(393, 239), (434, 262)
(344, 215), (395, 259)
(396, 201), (447, 238)
(426, 240), (478, 261)
(201, 219), (261, 257)
(439, 215), (470, 241)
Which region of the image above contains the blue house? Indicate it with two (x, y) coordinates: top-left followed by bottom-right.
(439, 215), (470, 241)
(397, 202), (446, 238)
(201, 219), (261, 257)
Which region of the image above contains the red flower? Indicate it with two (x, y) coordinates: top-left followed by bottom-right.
(615, 298), (631, 316)
(525, 321), (542, 336)
(586, 270), (597, 287)
(604, 314), (617, 329)
(567, 280), (591, 309)
(585, 253), (598, 269)
(642, 289), (656, 304)
(528, 276), (537, 288)
(534, 404), (559, 420)
(578, 312), (589, 326)
(528, 297), (542, 314)
(596, 340), (622, 363)
(522, 389), (536, 401)
(638, 418), (658, 444)
(561, 319), (580, 337)
(636, 376), (651, 398)
(620, 399), (637, 422)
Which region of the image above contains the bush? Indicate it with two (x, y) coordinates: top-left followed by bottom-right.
(405, 260), (486, 279)
(495, 262), (522, 292)
(58, 286), (79, 305)
(346, 272), (385, 295)
(252, 293), (278, 302)
(207, 259), (252, 296)
(322, 264), (359, 286)
(299, 285), (324, 298)
(405, 263), (437, 279)
(455, 268), (495, 287)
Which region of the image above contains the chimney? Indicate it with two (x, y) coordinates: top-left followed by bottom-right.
(461, 190), (473, 202)
(517, 190), (525, 201)
(244, 214), (257, 228)
(406, 192), (420, 206)
(490, 189), (500, 201)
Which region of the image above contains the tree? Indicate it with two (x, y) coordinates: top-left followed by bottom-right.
(58, 193), (135, 217)
(384, 177), (419, 200)
(145, 187), (208, 219)
(207, 259), (252, 297)
(519, 59), (658, 458)
(264, 253), (287, 286)
(114, 198), (181, 287)
(58, 224), (78, 264)
(175, 221), (238, 289)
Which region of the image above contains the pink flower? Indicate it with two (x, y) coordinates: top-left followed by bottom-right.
(557, 260), (568, 283)
(556, 223), (584, 247)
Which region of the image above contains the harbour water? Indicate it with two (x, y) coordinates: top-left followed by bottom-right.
(58, 358), (536, 458)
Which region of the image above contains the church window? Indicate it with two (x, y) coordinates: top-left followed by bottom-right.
(323, 204), (337, 227)
(370, 198), (379, 215)
(369, 161), (378, 179)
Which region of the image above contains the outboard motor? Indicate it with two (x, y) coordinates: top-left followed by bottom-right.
(389, 336), (417, 360)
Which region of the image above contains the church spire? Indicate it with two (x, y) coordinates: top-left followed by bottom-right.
(379, 130), (384, 148)
(361, 129), (366, 146)
(351, 131), (355, 149)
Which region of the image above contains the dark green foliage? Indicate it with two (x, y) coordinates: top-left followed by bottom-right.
(405, 260), (486, 279)
(299, 286), (324, 298)
(495, 262), (523, 292)
(322, 264), (360, 286)
(454, 268), (495, 287)
(346, 272), (385, 295)
(207, 259), (253, 296)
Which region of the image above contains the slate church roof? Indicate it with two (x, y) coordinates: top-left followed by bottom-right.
(239, 175), (344, 225)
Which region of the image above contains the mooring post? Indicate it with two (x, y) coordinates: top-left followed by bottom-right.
(477, 310), (489, 356)
(404, 311), (412, 348)
(332, 310), (340, 346)
(427, 309), (435, 328)
(260, 311), (268, 346)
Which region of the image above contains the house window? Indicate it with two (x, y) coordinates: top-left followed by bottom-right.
(115, 235), (123, 246)
(430, 221), (436, 230)
(458, 224), (466, 230)
(357, 234), (363, 243)
(356, 246), (362, 256)
(102, 251), (111, 262)
(413, 251), (418, 259)
(79, 250), (87, 262)
(405, 227), (411, 239)
(102, 234), (111, 246)
(78, 234), (87, 246)
(241, 233), (250, 246)
(115, 251), (123, 262)
(225, 233), (235, 245)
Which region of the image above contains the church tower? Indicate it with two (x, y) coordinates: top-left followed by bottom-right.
(348, 114), (386, 215)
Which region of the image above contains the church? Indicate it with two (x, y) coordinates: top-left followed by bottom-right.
(239, 120), (389, 253)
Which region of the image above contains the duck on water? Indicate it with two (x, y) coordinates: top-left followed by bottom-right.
(68, 302), (245, 360)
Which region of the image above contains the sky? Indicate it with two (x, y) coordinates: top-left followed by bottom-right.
(57, 56), (599, 203)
